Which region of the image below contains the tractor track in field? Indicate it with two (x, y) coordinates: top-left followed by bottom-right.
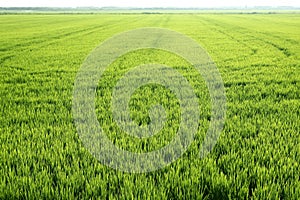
(198, 16), (296, 58)
(0, 17), (145, 66)
(0, 25), (102, 52)
(195, 16), (259, 54)
(0, 17), (143, 55)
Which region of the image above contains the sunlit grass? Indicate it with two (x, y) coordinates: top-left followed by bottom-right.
(0, 14), (299, 199)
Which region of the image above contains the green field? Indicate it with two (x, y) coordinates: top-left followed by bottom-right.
(0, 14), (300, 199)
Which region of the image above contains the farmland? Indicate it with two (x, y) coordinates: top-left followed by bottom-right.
(0, 13), (300, 199)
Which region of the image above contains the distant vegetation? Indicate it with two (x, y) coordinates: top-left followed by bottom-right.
(0, 6), (300, 14)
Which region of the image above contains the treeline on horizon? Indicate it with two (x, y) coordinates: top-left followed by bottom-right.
(0, 6), (299, 11)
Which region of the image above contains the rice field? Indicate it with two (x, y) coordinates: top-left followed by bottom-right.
(0, 13), (299, 199)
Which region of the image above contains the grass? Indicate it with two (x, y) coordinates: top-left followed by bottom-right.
(0, 13), (299, 199)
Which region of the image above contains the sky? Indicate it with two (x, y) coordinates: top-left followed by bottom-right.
(0, 0), (299, 8)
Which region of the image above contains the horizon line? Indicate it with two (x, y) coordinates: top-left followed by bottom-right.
(1, 6), (300, 9)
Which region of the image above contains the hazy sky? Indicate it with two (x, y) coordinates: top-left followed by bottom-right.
(1, 0), (299, 8)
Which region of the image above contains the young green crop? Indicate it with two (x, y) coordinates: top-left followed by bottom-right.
(0, 13), (299, 199)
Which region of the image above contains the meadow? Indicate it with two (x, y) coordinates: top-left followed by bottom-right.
(0, 13), (299, 199)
